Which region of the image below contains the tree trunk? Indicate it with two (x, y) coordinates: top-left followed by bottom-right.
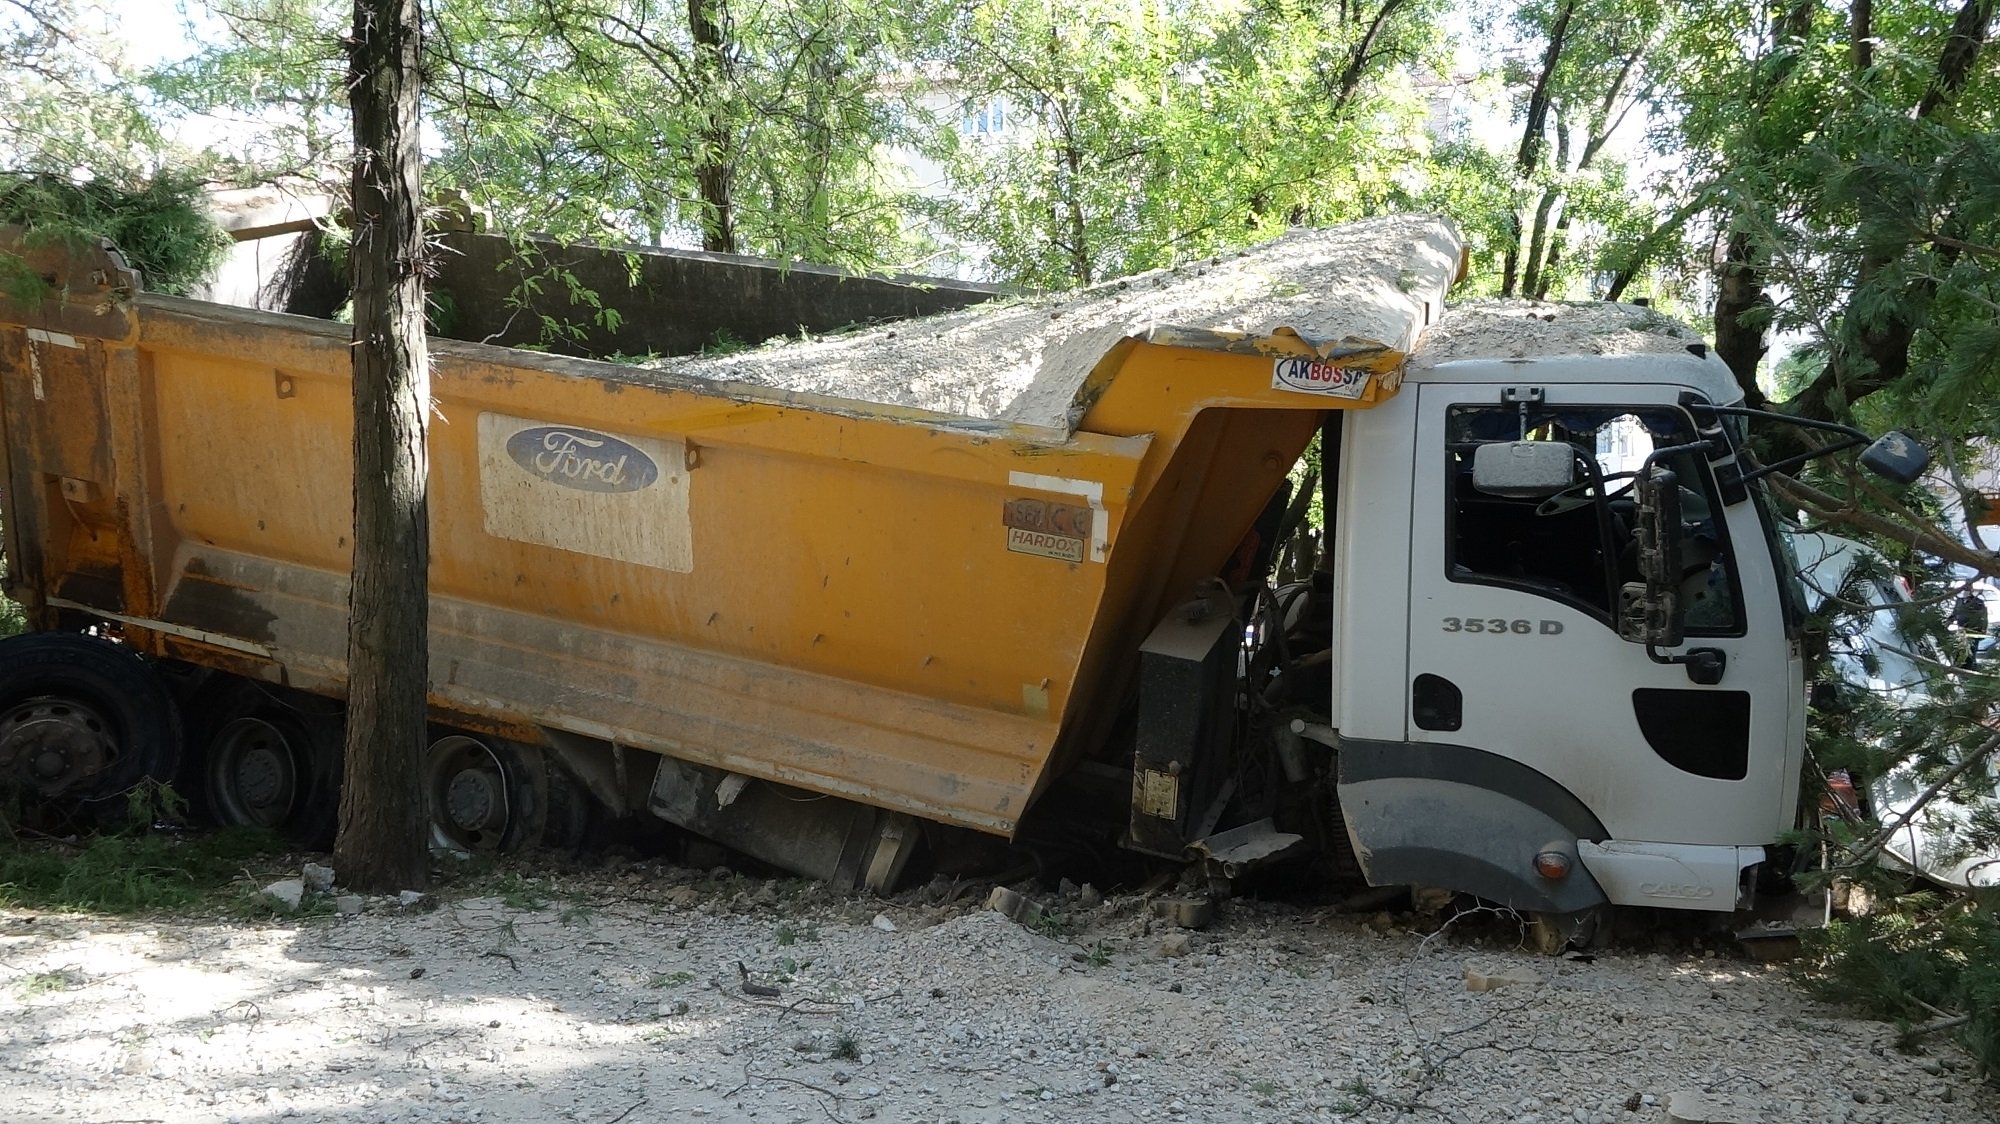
(1603, 189), (1707, 302)
(335, 0), (431, 893)
(1712, 229), (1771, 408)
(1705, 0), (1816, 399)
(1522, 110), (1569, 300)
(1501, 0), (1576, 297)
(689, 0), (737, 253)
(1788, 0), (1993, 421)
(1328, 0), (1409, 120)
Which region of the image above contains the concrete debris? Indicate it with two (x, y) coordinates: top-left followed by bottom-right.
(397, 890), (426, 908)
(1151, 896), (1215, 930)
(1411, 299), (1704, 366)
(335, 894), (365, 916)
(984, 886), (1033, 924)
(1463, 961), (1543, 992)
(301, 862), (336, 892)
(870, 913), (898, 932)
(259, 879), (305, 912)
(646, 215), (1460, 430)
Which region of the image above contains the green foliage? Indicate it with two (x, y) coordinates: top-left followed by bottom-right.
(922, 0), (1452, 288)
(0, 826), (287, 914)
(0, 172), (230, 298)
(1797, 904), (2000, 1075)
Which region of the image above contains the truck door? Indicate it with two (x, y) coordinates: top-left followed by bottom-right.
(1365, 383), (1795, 910)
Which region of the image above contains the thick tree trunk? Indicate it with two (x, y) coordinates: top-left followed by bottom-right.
(689, 0), (737, 253)
(336, 0), (431, 893)
(1713, 229), (1771, 408)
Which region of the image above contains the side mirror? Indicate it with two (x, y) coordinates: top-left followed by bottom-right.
(1859, 430), (1929, 485)
(1471, 441), (1574, 497)
(1618, 465), (1686, 648)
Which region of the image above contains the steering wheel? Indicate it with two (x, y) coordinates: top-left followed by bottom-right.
(1535, 471), (1638, 516)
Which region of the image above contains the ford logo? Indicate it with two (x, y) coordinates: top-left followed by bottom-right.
(505, 426), (659, 493)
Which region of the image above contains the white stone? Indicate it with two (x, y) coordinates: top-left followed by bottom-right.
(871, 913), (898, 932)
(398, 890), (426, 907)
(335, 895), (365, 916)
(301, 862), (336, 892)
(260, 879), (305, 911)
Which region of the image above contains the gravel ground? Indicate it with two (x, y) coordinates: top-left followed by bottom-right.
(2, 865), (1992, 1124)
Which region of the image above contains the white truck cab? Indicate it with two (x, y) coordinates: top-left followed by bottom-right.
(1324, 303), (1812, 930)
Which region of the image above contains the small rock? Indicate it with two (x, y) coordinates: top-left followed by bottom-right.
(1464, 961), (1542, 992)
(1078, 883), (1102, 909)
(1156, 933), (1192, 959)
(398, 890), (426, 908)
(871, 913), (898, 932)
(260, 879), (306, 912)
(301, 862), (336, 892)
(336, 895), (365, 916)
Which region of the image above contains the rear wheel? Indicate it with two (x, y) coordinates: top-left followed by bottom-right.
(0, 632), (182, 804)
(424, 732), (591, 854)
(194, 681), (343, 848)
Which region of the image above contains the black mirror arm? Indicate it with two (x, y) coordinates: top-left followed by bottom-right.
(1688, 404), (1874, 484)
(1646, 642), (1728, 685)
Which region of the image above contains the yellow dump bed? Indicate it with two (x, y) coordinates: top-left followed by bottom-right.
(0, 216), (1461, 835)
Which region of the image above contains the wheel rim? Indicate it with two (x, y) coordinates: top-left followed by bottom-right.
(210, 716), (304, 829)
(0, 696), (118, 797)
(425, 735), (515, 853)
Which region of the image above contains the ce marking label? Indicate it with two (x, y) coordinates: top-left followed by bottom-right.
(1442, 617), (1565, 635)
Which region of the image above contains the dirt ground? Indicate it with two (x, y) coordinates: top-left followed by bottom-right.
(2, 862), (1993, 1124)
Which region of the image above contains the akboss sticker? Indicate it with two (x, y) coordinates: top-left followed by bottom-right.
(1272, 356), (1371, 399)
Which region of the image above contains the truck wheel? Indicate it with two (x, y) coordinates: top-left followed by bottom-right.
(201, 692), (344, 849)
(425, 733), (588, 854)
(0, 632), (183, 803)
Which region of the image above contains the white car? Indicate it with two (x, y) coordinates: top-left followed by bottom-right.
(1788, 531), (2000, 889)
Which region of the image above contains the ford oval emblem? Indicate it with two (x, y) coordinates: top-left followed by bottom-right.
(505, 426), (659, 493)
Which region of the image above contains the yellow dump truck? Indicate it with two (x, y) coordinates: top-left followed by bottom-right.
(0, 214), (1924, 937)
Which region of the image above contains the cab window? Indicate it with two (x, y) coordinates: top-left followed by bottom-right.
(1445, 405), (1744, 636)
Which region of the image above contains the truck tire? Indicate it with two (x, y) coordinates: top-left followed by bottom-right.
(194, 681), (344, 849)
(0, 632), (183, 804)
(425, 732), (592, 854)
